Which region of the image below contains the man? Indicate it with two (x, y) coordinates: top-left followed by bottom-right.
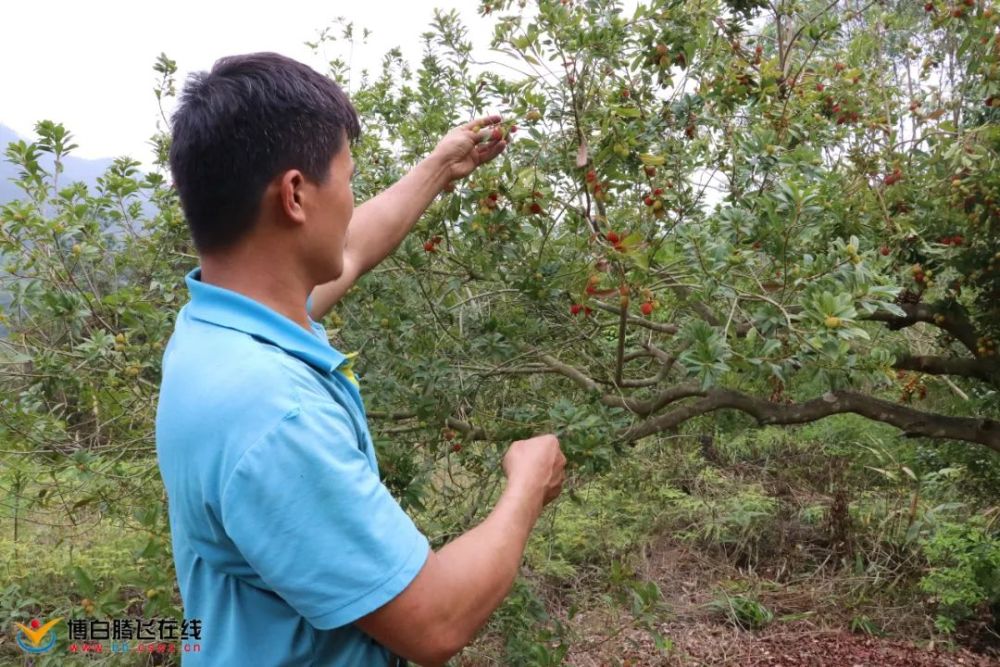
(155, 52), (566, 666)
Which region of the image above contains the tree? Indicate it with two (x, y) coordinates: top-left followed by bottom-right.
(327, 0), (1000, 506)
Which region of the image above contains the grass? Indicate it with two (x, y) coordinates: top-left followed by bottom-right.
(2, 417), (997, 665)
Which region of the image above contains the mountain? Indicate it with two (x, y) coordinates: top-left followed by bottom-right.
(0, 123), (116, 205)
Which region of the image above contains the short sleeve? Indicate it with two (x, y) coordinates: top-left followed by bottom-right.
(220, 401), (430, 630)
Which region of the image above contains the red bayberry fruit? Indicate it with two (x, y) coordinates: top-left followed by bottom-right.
(644, 165), (656, 177)
(640, 302), (654, 316)
(423, 241), (436, 252)
(653, 187), (664, 196)
(816, 83), (825, 92)
(585, 169), (597, 182)
(491, 127), (503, 141)
(834, 62), (845, 72)
(584, 307), (593, 317)
(880, 246), (890, 256)
(644, 196), (655, 207)
(451, 443), (462, 453)
(606, 231), (620, 244)
(924, 1), (934, 10)
(570, 304), (583, 315)
(509, 124), (518, 133)
(529, 202), (543, 215)
(488, 192), (498, 202)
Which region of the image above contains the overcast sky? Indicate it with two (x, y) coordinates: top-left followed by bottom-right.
(0, 0), (497, 167)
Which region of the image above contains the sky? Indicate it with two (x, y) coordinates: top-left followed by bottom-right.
(0, 0), (498, 168)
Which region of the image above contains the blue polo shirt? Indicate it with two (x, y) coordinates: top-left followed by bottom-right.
(155, 268), (430, 666)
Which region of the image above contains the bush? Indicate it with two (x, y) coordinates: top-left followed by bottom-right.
(919, 516), (1000, 634)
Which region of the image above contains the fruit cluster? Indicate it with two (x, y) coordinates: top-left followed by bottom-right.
(518, 190), (545, 216)
(643, 187), (666, 216)
(898, 372), (928, 402)
(647, 42), (687, 69)
(911, 263), (932, 287)
(442, 428), (462, 453)
(977, 336), (997, 357)
(423, 235), (443, 252)
(585, 169), (610, 203)
(478, 191), (500, 215)
(883, 168), (903, 186)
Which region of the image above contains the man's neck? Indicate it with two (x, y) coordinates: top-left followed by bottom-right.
(199, 250), (314, 332)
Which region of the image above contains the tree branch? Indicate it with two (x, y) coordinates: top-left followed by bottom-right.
(614, 304), (627, 386)
(368, 411), (487, 440)
(368, 410), (417, 420)
(535, 352), (643, 413)
(591, 301), (679, 334)
(894, 354), (996, 382)
(866, 302), (980, 356)
(445, 417), (487, 441)
(623, 388), (1000, 452)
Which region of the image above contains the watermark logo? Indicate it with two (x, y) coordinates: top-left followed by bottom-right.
(14, 617), (62, 654)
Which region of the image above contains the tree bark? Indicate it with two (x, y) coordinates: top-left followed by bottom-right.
(623, 388), (1000, 453)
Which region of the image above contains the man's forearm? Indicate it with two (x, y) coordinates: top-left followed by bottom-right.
(433, 481), (545, 652)
(349, 156), (451, 274)
(309, 156), (452, 319)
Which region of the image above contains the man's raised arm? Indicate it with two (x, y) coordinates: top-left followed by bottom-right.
(308, 115), (508, 321)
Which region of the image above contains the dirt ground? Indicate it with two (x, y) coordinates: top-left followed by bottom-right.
(559, 617), (999, 666)
(456, 532), (1000, 666)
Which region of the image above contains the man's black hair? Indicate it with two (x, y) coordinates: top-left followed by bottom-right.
(169, 52), (361, 253)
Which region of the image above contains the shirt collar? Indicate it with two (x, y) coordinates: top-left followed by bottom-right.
(182, 267), (347, 374)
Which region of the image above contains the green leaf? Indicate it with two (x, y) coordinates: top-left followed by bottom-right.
(72, 566), (96, 598)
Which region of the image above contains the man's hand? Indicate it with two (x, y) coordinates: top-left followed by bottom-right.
(502, 434), (566, 508)
(430, 115), (509, 184)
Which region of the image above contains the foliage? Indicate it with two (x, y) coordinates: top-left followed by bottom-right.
(709, 590), (774, 630)
(919, 515), (1000, 634)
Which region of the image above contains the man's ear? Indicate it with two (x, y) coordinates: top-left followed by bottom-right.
(278, 169), (308, 226)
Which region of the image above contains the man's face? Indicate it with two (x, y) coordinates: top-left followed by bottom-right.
(308, 138), (355, 281)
